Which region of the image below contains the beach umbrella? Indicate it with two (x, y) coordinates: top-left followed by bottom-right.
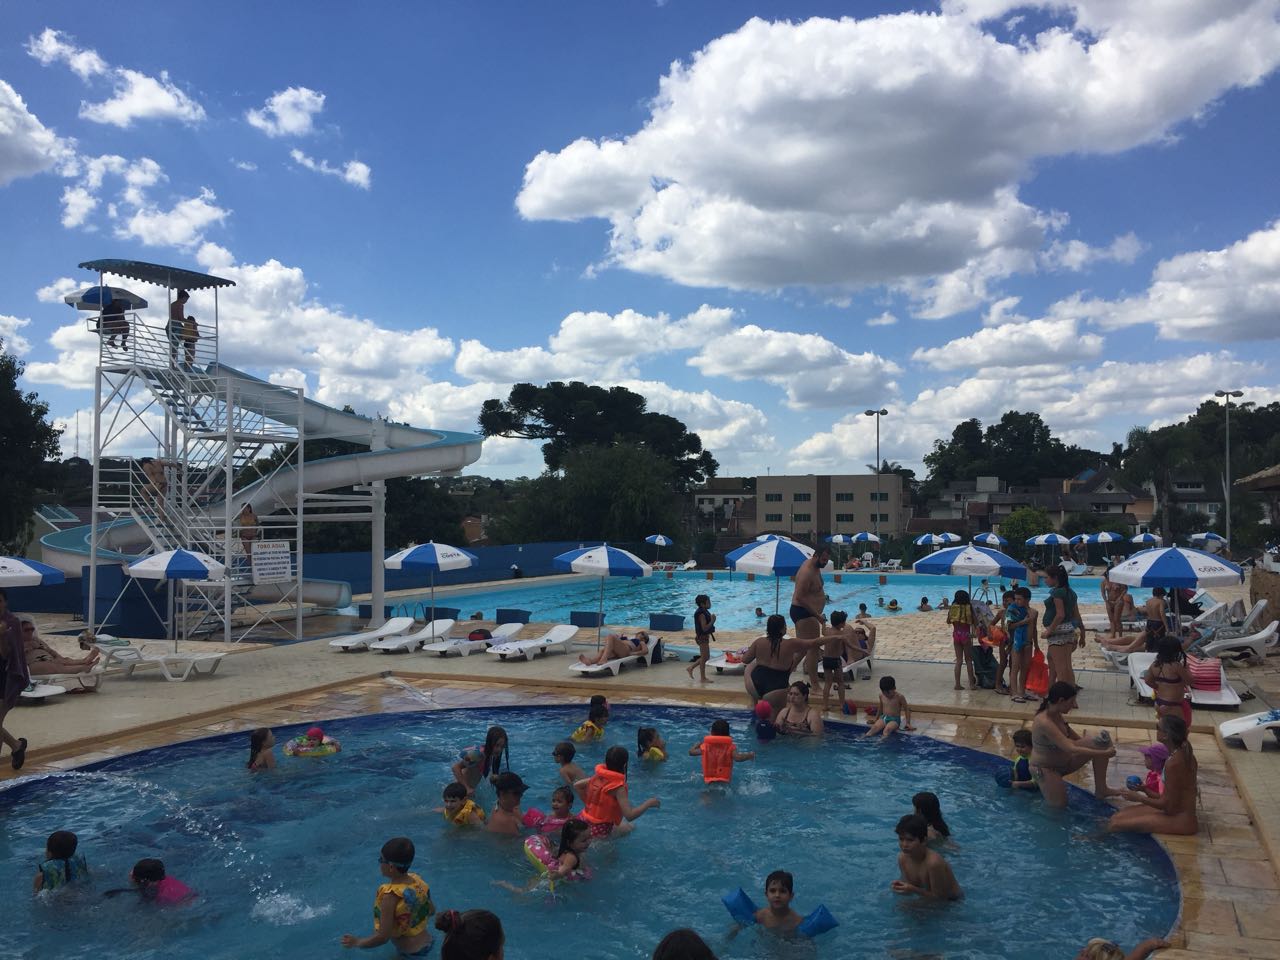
(755, 533), (793, 541)
(384, 541), (479, 620)
(1108, 547), (1243, 590)
(553, 544), (652, 644)
(851, 532), (881, 545)
(644, 533), (673, 564)
(726, 538), (816, 613)
(1026, 533), (1071, 547)
(127, 549), (225, 581)
(1084, 532), (1126, 544)
(825, 534), (854, 545)
(63, 286), (148, 311)
(1130, 533), (1162, 546)
(1067, 534), (1087, 545)
(0, 556), (66, 587)
(971, 533), (1007, 547)
(913, 545), (1028, 592)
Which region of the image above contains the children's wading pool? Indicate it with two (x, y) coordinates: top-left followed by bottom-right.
(1, 705), (1178, 960)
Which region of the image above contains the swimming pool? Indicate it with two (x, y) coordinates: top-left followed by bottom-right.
(392, 571), (1146, 630)
(2, 705), (1177, 960)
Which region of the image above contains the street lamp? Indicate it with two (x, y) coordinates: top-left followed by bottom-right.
(864, 408), (889, 536)
(1214, 389), (1244, 548)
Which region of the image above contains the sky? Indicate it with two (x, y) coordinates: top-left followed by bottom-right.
(2, 0), (1279, 482)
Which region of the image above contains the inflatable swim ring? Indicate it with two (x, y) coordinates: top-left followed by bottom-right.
(284, 735), (341, 757)
(523, 835), (590, 887)
(521, 807), (569, 835)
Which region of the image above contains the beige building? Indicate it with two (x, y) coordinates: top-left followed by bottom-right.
(754, 473), (907, 540)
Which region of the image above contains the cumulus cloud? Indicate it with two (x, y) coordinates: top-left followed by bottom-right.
(547, 304), (733, 361)
(0, 80), (75, 187)
(246, 86), (326, 137)
(1078, 220), (1280, 341)
(119, 187), (229, 248)
(517, 7), (1280, 310)
(0, 315), (33, 355)
(866, 311), (898, 327)
(232, 159), (258, 172)
(689, 324), (900, 408)
(911, 317), (1105, 370)
(616, 378), (775, 460)
(290, 150), (372, 190)
(27, 28), (205, 127)
(1043, 232), (1145, 272)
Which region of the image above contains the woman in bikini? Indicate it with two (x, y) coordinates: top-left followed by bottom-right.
(20, 618), (100, 676)
(741, 615), (823, 713)
(1029, 681), (1119, 808)
(577, 631), (649, 666)
(774, 681), (824, 736)
(1109, 714), (1198, 836)
(1144, 636), (1192, 727)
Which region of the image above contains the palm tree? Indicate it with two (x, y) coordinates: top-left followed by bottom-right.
(866, 459), (904, 474)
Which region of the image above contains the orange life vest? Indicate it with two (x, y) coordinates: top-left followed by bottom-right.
(701, 735), (737, 784)
(581, 764), (626, 825)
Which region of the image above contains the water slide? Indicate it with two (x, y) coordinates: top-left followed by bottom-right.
(40, 363), (484, 608)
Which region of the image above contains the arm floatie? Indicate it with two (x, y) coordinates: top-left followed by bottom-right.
(797, 904), (838, 938)
(722, 887), (758, 926)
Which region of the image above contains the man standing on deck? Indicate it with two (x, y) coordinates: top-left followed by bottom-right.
(790, 545), (830, 690)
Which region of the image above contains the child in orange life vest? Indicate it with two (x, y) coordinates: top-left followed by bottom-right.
(689, 719), (755, 784)
(574, 745), (660, 838)
(571, 697), (609, 743)
(435, 782), (485, 827)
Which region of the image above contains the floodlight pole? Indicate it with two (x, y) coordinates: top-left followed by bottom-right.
(865, 408), (888, 537)
(1214, 389), (1244, 548)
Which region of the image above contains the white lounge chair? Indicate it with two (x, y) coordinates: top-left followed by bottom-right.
(1080, 613), (1145, 633)
(1199, 620), (1278, 663)
(18, 682), (66, 702)
(1214, 600), (1269, 642)
(102, 644), (226, 682)
(569, 640), (660, 677)
(371, 618), (456, 654)
(328, 616), (415, 652)
(1127, 652), (1242, 709)
(707, 653), (745, 675)
(31, 666), (106, 692)
(422, 622), (520, 657)
(1219, 709), (1280, 751)
(489, 624), (578, 661)
(816, 655), (873, 681)
(882, 559), (902, 572)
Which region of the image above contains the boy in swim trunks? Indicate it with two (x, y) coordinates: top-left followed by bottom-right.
(486, 772), (529, 835)
(1007, 588), (1039, 703)
(863, 676), (913, 739)
(818, 611), (865, 713)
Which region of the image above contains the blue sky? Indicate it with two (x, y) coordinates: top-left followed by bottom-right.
(2, 1), (1279, 480)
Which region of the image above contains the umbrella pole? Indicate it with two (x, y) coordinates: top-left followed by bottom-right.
(775, 577), (780, 615)
(430, 571), (436, 623)
(597, 577), (605, 649)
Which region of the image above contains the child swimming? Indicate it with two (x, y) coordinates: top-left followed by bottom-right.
(1009, 729), (1037, 790)
(748, 870), (803, 933)
(341, 837), (434, 957)
(553, 740), (586, 787)
(128, 858), (195, 905)
(864, 676), (913, 739)
(247, 727), (276, 771)
(522, 785), (576, 834)
(436, 782), (486, 827)
(452, 726), (509, 796)
(486, 772), (529, 835)
(32, 830), (89, 893)
(571, 697), (609, 743)
(637, 726), (667, 761)
(575, 745), (660, 838)
(911, 791), (951, 841)
(891, 815), (962, 900)
(434, 909), (504, 960)
(688, 718), (755, 784)
(499, 818), (593, 893)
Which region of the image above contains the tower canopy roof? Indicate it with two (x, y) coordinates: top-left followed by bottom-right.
(80, 259), (235, 291)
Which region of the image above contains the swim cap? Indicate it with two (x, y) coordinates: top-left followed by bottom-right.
(307, 726), (325, 740)
(753, 702), (773, 719)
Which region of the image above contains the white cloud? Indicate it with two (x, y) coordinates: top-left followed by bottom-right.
(23, 317), (101, 388)
(911, 316), (1105, 370)
(547, 304), (733, 361)
(616, 378), (775, 460)
(36, 277), (81, 303)
(0, 80), (75, 187)
(1043, 232), (1145, 272)
(517, 8), (1280, 308)
(455, 340), (590, 383)
(246, 87), (326, 137)
(1081, 220), (1280, 341)
(290, 150), (372, 190)
(0, 316), (32, 355)
(60, 185), (98, 228)
(866, 311), (898, 327)
(689, 324), (900, 408)
(232, 159), (258, 172)
(118, 187), (228, 248)
(27, 28), (205, 128)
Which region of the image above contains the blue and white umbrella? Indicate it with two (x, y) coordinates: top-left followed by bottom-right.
(914, 533), (962, 547)
(127, 549), (225, 581)
(1107, 547), (1243, 590)
(971, 532), (1007, 547)
(913, 545), (1027, 581)
(1026, 533), (1071, 546)
(644, 533), (674, 563)
(756, 533), (793, 541)
(1067, 534), (1087, 545)
(63, 285), (148, 311)
(553, 544), (652, 643)
(385, 540), (478, 618)
(825, 534), (854, 545)
(727, 538), (816, 613)
(851, 532), (881, 544)
(0, 556), (66, 587)
(1084, 531), (1126, 544)
(1131, 533), (1162, 546)
(1190, 532), (1227, 543)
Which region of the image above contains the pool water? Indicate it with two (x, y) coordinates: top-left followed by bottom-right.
(1, 705), (1178, 960)
(393, 572), (1147, 631)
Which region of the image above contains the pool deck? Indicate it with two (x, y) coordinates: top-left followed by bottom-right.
(5, 573), (1280, 959)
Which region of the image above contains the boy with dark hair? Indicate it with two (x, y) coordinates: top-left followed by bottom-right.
(892, 814), (962, 900)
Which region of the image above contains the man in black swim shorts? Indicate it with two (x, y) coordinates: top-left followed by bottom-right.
(790, 546), (830, 690)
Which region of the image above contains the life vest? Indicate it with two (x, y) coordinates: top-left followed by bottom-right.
(443, 798), (485, 826)
(571, 719), (605, 743)
(374, 874), (434, 938)
(641, 746), (666, 761)
(581, 764), (626, 825)
(39, 853), (89, 891)
(701, 735), (737, 784)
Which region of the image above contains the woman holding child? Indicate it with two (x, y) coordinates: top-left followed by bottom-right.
(1030, 682), (1118, 808)
(1108, 714), (1198, 836)
(741, 615), (824, 713)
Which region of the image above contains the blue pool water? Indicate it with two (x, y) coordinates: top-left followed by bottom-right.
(2, 706), (1177, 960)
(393, 571), (1147, 630)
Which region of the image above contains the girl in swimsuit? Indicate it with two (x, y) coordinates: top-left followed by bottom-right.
(1144, 636), (1192, 727)
(741, 615), (823, 713)
(774, 681), (824, 736)
(1109, 714), (1198, 836)
(1029, 681), (1118, 808)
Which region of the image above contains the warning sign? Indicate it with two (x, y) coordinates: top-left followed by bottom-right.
(251, 540), (292, 584)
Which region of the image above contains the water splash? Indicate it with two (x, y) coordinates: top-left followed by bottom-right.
(250, 892), (334, 926)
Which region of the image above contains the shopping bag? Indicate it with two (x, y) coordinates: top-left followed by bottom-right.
(1026, 649), (1049, 698)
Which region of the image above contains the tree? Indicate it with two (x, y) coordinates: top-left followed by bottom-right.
(479, 381), (717, 489)
(0, 341), (62, 552)
(998, 506), (1054, 560)
(1122, 425), (1193, 542)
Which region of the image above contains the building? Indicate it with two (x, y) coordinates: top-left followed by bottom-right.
(987, 468), (1153, 532)
(1166, 472), (1224, 523)
(691, 477), (753, 528)
(926, 476), (1003, 521)
(753, 473), (907, 540)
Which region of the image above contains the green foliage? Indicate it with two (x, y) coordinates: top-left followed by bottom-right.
(479, 381), (717, 490)
(0, 342), (63, 552)
(997, 506), (1054, 559)
(486, 444), (679, 543)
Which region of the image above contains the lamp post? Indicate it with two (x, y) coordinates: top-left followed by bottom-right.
(865, 408), (888, 535)
(1214, 389), (1244, 548)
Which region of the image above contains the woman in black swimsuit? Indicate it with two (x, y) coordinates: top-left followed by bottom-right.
(741, 615), (823, 713)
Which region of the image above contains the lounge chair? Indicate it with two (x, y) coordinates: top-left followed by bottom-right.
(328, 616), (415, 652)
(371, 618), (456, 654)
(707, 652), (746, 675)
(1219, 709), (1280, 751)
(422, 622), (520, 657)
(1081, 613), (1145, 633)
(1213, 600), (1269, 642)
(1198, 620), (1278, 663)
(32, 666), (106, 692)
(1127, 652), (1241, 709)
(488, 624), (578, 661)
(18, 682), (66, 702)
(568, 640), (661, 677)
(102, 644), (225, 682)
(882, 559), (902, 572)
(816, 655), (873, 681)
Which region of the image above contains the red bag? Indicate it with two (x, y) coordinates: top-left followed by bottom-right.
(1026, 649), (1049, 698)
(1186, 655), (1222, 691)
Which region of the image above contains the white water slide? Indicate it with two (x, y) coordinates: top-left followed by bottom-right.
(40, 362), (483, 607)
